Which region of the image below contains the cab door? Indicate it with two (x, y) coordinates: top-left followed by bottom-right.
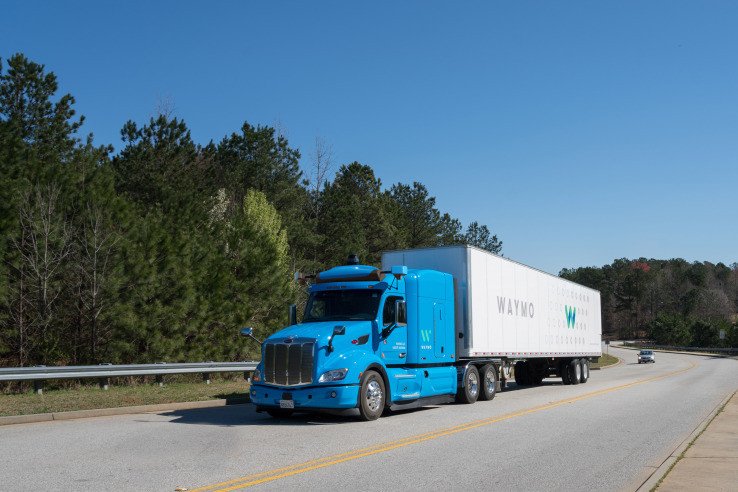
(433, 303), (446, 359)
(379, 295), (407, 365)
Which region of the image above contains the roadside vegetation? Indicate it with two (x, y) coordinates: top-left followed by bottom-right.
(0, 374), (249, 416)
(591, 353), (619, 369)
(0, 53), (501, 371)
(561, 261), (738, 345)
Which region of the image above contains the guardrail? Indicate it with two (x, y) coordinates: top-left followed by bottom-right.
(621, 342), (738, 355)
(0, 361), (258, 394)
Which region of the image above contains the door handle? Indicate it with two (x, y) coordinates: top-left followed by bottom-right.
(399, 353), (406, 359)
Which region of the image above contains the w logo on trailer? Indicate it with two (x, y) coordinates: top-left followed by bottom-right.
(565, 305), (577, 329)
(420, 330), (432, 343)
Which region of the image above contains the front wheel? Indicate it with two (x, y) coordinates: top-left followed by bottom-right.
(479, 364), (498, 401)
(358, 370), (385, 421)
(457, 365), (480, 404)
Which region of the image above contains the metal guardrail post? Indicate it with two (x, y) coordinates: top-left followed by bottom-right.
(155, 375), (164, 387)
(33, 365), (46, 394)
(99, 377), (110, 390)
(202, 373), (211, 385)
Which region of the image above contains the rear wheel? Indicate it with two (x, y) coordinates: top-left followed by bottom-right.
(457, 365), (480, 404)
(266, 408), (294, 419)
(529, 361), (544, 385)
(479, 364), (498, 401)
(580, 359), (590, 383)
(514, 361), (530, 386)
(560, 360), (571, 385)
(358, 370), (385, 421)
(569, 359), (581, 385)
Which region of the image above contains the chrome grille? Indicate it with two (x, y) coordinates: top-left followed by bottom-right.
(263, 340), (314, 386)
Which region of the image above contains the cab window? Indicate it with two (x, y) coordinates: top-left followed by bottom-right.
(382, 296), (406, 327)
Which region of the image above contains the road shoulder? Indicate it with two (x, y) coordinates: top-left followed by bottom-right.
(637, 390), (737, 491)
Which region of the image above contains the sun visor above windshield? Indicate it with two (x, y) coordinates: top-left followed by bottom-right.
(315, 265), (387, 284)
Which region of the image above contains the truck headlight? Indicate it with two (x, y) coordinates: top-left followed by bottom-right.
(318, 368), (348, 383)
(251, 369), (261, 382)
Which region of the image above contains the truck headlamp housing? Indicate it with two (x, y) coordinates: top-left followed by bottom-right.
(251, 369), (261, 383)
(318, 368), (349, 383)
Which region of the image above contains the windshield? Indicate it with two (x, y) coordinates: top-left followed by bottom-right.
(304, 289), (382, 322)
(640, 350), (652, 355)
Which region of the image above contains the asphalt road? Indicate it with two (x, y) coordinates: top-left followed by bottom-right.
(1, 345), (736, 492)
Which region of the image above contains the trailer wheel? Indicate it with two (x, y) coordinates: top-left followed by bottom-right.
(569, 359), (581, 385)
(266, 408), (294, 419)
(358, 370), (385, 421)
(457, 365), (480, 404)
(580, 359), (589, 383)
(514, 361), (529, 386)
(479, 364), (498, 401)
(529, 361), (544, 386)
(561, 360), (571, 385)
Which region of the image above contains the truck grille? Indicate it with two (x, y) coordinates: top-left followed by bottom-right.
(263, 341), (314, 386)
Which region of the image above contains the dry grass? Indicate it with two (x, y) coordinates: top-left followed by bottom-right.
(591, 353), (619, 368)
(0, 376), (250, 416)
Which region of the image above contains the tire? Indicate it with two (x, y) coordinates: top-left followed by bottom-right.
(266, 408), (294, 419)
(457, 365), (480, 404)
(529, 362), (544, 386)
(580, 359), (589, 383)
(358, 370), (385, 421)
(560, 361), (571, 385)
(479, 364), (498, 401)
(514, 361), (529, 386)
(569, 359), (581, 385)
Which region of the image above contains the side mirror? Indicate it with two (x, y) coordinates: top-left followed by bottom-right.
(394, 300), (407, 326)
(240, 327), (262, 345)
(327, 325), (345, 353)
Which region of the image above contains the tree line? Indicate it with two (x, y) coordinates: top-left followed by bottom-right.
(560, 259), (738, 347)
(0, 53), (502, 366)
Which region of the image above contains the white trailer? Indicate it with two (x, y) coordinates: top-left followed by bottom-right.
(382, 245), (602, 388)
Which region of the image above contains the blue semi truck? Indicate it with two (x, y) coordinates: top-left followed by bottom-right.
(244, 246), (602, 420)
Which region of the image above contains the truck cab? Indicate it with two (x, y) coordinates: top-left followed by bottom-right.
(248, 262), (457, 420)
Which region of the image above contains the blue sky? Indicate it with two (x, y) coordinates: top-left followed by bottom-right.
(3, 1), (737, 274)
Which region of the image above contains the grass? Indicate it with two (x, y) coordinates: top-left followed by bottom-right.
(0, 376), (250, 417)
(591, 353), (619, 369)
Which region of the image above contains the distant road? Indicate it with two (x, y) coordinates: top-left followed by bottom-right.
(1, 346), (736, 491)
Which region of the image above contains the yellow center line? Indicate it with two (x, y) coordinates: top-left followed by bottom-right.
(189, 360), (697, 492)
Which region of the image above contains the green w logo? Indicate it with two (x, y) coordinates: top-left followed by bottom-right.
(565, 305), (577, 329)
(420, 330), (431, 343)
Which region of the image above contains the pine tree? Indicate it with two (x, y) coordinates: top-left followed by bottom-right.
(318, 162), (399, 266)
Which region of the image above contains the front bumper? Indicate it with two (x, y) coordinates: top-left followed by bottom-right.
(250, 383), (360, 410)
